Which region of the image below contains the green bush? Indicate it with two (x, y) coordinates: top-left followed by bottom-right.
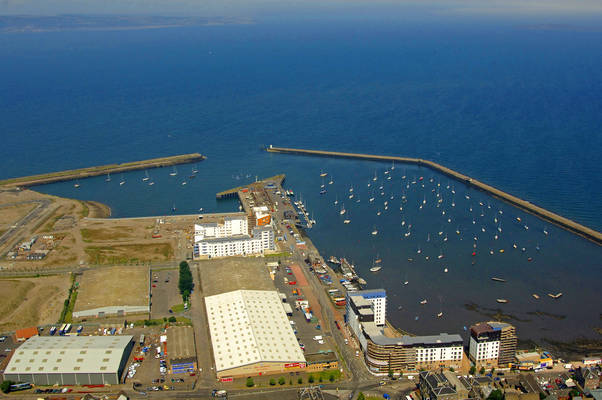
(329, 373), (335, 382)
(357, 393), (366, 400)
(308, 375), (314, 383)
(269, 378), (276, 386)
(246, 377), (254, 387)
(480, 367), (486, 375)
(1, 381), (14, 394)
(469, 366), (476, 375)
(449, 367), (455, 372)
(278, 377), (286, 385)
(487, 389), (503, 400)
(297, 377), (303, 384)
(168, 316), (177, 323)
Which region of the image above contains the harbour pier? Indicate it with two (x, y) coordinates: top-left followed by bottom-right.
(266, 146), (602, 245)
(0, 153), (205, 188)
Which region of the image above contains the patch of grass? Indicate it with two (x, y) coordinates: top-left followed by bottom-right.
(84, 243), (173, 264)
(79, 201), (89, 218)
(176, 317), (192, 325)
(265, 252), (291, 258)
(80, 227), (134, 242)
(171, 304), (185, 313)
(42, 213), (65, 233)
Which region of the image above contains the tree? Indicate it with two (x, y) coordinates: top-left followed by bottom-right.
(168, 316), (177, 323)
(449, 367), (455, 372)
(246, 377), (254, 387)
(1, 381), (14, 394)
(329, 373), (335, 382)
(491, 367), (496, 375)
(297, 377), (303, 384)
(487, 389), (504, 400)
(269, 378), (276, 386)
(278, 377), (286, 385)
(480, 366), (486, 375)
(469, 366), (476, 375)
(357, 393), (366, 400)
(319, 376), (323, 383)
(178, 261), (194, 302)
(308, 375), (314, 383)
(388, 368), (394, 378)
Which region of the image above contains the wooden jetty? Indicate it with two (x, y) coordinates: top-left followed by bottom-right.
(266, 146), (602, 245)
(0, 153), (205, 188)
(216, 174), (286, 199)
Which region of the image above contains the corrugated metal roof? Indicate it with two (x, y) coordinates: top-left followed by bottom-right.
(5, 335), (132, 375)
(205, 290), (305, 372)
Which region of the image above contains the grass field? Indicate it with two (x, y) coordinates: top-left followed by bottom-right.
(0, 275), (71, 331)
(81, 227), (136, 242)
(84, 243), (173, 264)
(74, 266), (149, 313)
(0, 203), (36, 229)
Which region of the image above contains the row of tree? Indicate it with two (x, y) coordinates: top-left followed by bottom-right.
(178, 261), (193, 302)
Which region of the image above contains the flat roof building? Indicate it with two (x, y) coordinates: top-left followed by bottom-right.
(166, 326), (197, 374)
(3, 335), (134, 386)
(469, 321), (517, 367)
(205, 290), (306, 378)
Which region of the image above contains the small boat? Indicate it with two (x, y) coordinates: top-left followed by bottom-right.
(374, 256), (382, 264)
(373, 171), (378, 181)
(499, 249), (504, 253)
(516, 217), (521, 222)
(328, 256), (341, 264)
(377, 211), (381, 216)
(437, 312), (443, 318)
(74, 180), (80, 188)
(181, 181), (187, 186)
(105, 173), (111, 182)
(171, 203), (177, 212)
(369, 197), (375, 202)
(420, 299), (427, 305)
(339, 204), (346, 215)
(404, 281), (409, 285)
(191, 166), (199, 174)
(348, 193), (353, 199)
(142, 171), (150, 182)
(358, 278), (367, 285)
(320, 189), (327, 195)
(343, 219), (351, 224)
(443, 268), (448, 273)
(496, 299), (508, 304)
(532, 294), (540, 299)
(370, 266), (382, 272)
(491, 277), (506, 283)
(329, 176), (334, 185)
(334, 196), (339, 205)
(527, 257), (533, 262)
(320, 170), (327, 177)
(437, 254), (444, 259)
(543, 228), (549, 235)
(548, 292), (563, 299)
(148, 181), (155, 186)
(513, 243), (517, 249)
(169, 167), (178, 176)
(119, 180), (126, 186)
(371, 228), (378, 235)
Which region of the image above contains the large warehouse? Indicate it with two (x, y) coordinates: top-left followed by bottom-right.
(205, 290), (306, 378)
(3, 335), (134, 386)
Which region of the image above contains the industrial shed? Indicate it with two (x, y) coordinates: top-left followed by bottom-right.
(167, 326), (197, 374)
(205, 290), (306, 378)
(2, 335), (134, 386)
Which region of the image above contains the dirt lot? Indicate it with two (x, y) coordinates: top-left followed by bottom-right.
(84, 243), (174, 264)
(75, 266), (149, 313)
(198, 257), (275, 297)
(0, 202), (36, 229)
(0, 274), (71, 332)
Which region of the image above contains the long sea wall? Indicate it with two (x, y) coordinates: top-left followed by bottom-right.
(0, 153), (205, 188)
(266, 146), (602, 245)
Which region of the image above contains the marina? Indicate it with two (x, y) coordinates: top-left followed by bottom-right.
(266, 146), (602, 245)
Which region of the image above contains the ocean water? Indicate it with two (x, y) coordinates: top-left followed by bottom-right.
(1, 11), (601, 342)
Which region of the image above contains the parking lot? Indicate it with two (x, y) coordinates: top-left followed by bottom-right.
(0, 334), (17, 374)
(150, 269), (182, 319)
(271, 263), (335, 356)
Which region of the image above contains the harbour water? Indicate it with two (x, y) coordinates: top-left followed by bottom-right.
(2, 11), (602, 343)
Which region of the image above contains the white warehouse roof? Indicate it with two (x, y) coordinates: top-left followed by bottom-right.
(205, 290), (305, 372)
(5, 335), (133, 375)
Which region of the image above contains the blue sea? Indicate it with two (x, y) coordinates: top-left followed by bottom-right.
(1, 8), (601, 343)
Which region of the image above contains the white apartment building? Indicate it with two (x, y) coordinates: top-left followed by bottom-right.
(416, 342), (464, 365)
(348, 289), (386, 326)
(468, 321), (517, 367)
(194, 215), (248, 242)
(193, 217), (275, 259)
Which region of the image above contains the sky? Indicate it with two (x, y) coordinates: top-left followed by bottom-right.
(1, 0), (602, 18)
